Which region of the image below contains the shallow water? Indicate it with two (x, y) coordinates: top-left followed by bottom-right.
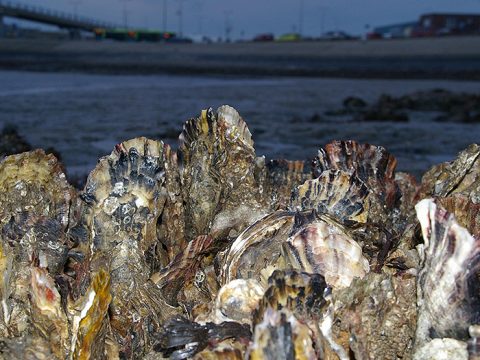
(0, 70), (479, 180)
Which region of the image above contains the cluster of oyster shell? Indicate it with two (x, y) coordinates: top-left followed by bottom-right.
(0, 105), (479, 360)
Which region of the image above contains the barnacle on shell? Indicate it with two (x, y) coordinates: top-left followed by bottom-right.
(78, 138), (183, 357)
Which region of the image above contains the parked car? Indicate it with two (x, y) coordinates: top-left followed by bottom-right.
(277, 33), (301, 42)
(366, 32), (383, 40)
(321, 31), (356, 40)
(253, 33), (274, 42)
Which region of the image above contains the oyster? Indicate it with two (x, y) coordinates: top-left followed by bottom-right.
(29, 267), (69, 358)
(0, 106), (478, 359)
(283, 215), (370, 289)
(220, 210), (295, 286)
(78, 138), (182, 357)
(413, 339), (468, 360)
(249, 270), (328, 359)
(69, 269), (112, 360)
(248, 308), (317, 360)
(209, 278), (265, 326)
(179, 106), (267, 242)
(325, 272), (417, 360)
(290, 169), (369, 224)
(253, 270), (328, 324)
(0, 151), (75, 339)
(420, 143), (480, 202)
(312, 140), (398, 214)
(150, 235), (215, 307)
(415, 198), (480, 348)
(153, 317), (251, 359)
(259, 159), (309, 211)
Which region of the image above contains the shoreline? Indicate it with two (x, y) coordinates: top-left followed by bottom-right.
(1, 37), (480, 79)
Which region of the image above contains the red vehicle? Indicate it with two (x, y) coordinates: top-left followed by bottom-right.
(253, 33), (274, 42)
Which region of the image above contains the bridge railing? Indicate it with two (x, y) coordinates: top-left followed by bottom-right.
(0, 0), (118, 29)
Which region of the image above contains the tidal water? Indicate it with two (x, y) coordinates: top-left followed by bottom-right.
(1, 70), (480, 181)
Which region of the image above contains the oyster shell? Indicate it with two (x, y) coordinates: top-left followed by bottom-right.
(0, 150), (75, 339)
(253, 270), (328, 325)
(326, 272), (417, 360)
(210, 279), (265, 326)
(29, 267), (69, 358)
(283, 215), (370, 289)
(69, 269), (112, 360)
(150, 235), (215, 307)
(420, 143), (480, 202)
(415, 198), (480, 348)
(78, 138), (182, 357)
(290, 169), (369, 224)
(249, 270), (328, 360)
(153, 317), (251, 359)
(259, 159), (309, 211)
(179, 106), (267, 242)
(413, 338), (468, 360)
(220, 210), (295, 286)
(248, 308), (317, 360)
(312, 140), (398, 212)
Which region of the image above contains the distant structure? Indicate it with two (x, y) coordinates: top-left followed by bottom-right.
(370, 13), (480, 39)
(0, 0), (118, 36)
(414, 13), (480, 37)
(372, 21), (417, 39)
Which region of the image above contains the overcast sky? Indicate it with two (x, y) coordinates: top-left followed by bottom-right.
(6, 0), (480, 38)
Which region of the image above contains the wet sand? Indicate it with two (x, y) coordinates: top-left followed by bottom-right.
(1, 37), (480, 79)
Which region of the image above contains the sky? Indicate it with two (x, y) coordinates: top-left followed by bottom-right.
(4, 0), (480, 39)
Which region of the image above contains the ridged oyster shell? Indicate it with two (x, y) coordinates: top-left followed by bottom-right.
(420, 143), (480, 203)
(0, 151), (75, 340)
(290, 169), (369, 224)
(179, 106), (267, 242)
(415, 198), (480, 348)
(283, 215), (370, 289)
(77, 138), (182, 357)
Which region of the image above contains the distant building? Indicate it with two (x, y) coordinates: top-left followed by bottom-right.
(372, 22), (417, 39)
(414, 13), (480, 37)
(370, 13), (480, 39)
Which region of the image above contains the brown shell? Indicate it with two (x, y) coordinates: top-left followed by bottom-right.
(253, 270), (328, 327)
(420, 143), (480, 202)
(78, 138), (182, 357)
(0, 150), (75, 338)
(150, 235), (214, 306)
(290, 169), (369, 224)
(179, 106), (266, 242)
(258, 158), (310, 211)
(438, 194), (480, 239)
(312, 140), (399, 217)
(248, 308), (317, 360)
(283, 216), (370, 289)
(329, 272), (417, 360)
(219, 211), (296, 286)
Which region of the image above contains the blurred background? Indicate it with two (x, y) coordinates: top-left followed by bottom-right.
(0, 0), (479, 185)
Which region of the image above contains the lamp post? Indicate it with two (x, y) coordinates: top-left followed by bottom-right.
(70, 0), (82, 18)
(163, 0), (167, 32)
(176, 0), (184, 37)
(299, 0), (304, 36)
(119, 0), (132, 29)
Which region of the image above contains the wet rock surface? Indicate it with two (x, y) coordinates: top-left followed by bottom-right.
(329, 89), (480, 123)
(0, 105), (479, 359)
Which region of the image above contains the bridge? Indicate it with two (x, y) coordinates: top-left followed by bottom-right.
(0, 0), (119, 33)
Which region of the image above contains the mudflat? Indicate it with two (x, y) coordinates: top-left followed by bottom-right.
(1, 36), (480, 78)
